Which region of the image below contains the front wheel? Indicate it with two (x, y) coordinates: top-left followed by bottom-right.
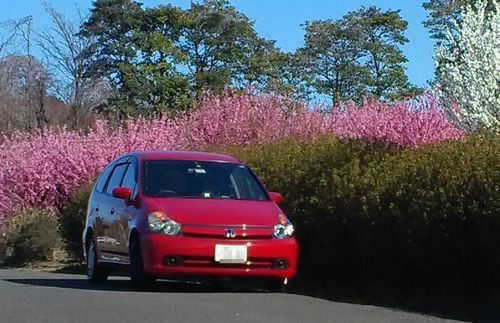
(86, 239), (108, 283)
(267, 278), (287, 293)
(129, 237), (156, 289)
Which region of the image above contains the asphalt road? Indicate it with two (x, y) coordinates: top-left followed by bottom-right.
(0, 269), (460, 323)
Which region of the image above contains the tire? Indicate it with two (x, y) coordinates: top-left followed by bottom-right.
(267, 278), (287, 293)
(129, 236), (156, 289)
(86, 239), (108, 284)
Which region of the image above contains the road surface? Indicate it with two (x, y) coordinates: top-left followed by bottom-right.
(0, 269), (460, 323)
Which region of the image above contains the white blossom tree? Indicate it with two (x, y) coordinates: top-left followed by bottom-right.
(435, 0), (499, 131)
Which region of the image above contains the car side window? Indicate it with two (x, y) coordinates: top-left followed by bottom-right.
(95, 165), (113, 193)
(122, 163), (137, 198)
(104, 163), (128, 195)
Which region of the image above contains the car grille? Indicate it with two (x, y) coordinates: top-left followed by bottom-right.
(181, 224), (274, 239)
(162, 255), (279, 269)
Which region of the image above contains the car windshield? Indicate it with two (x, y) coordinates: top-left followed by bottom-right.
(143, 160), (268, 201)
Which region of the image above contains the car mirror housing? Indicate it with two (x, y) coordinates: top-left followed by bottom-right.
(268, 192), (283, 204)
(112, 186), (132, 201)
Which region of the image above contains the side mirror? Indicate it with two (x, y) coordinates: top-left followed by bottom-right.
(268, 192), (283, 204)
(112, 187), (132, 201)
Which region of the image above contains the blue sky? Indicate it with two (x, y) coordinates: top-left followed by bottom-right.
(0, 0), (436, 86)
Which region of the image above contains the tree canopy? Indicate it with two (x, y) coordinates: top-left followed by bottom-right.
(0, 0), (419, 119)
(423, 0), (496, 42)
(298, 6), (417, 104)
(435, 0), (499, 131)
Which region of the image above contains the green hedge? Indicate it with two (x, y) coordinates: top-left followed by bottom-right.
(0, 207), (60, 265)
(59, 184), (93, 261)
(222, 132), (500, 290)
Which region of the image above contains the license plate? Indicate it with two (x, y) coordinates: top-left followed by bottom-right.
(214, 244), (247, 264)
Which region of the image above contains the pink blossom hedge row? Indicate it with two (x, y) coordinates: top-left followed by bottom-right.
(0, 92), (463, 223)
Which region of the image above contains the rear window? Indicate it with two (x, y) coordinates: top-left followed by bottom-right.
(143, 160), (268, 201)
(95, 165), (113, 193)
(105, 164), (128, 194)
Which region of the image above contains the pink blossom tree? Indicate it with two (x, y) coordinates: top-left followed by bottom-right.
(0, 91), (462, 222)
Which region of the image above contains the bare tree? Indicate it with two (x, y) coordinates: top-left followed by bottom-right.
(0, 16), (32, 55)
(0, 21), (17, 54)
(0, 15), (53, 130)
(0, 54), (51, 130)
(20, 16), (51, 129)
(38, 2), (108, 129)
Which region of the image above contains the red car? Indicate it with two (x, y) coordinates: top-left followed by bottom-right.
(82, 151), (297, 291)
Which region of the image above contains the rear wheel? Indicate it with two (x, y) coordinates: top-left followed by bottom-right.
(129, 236), (156, 289)
(86, 239), (108, 283)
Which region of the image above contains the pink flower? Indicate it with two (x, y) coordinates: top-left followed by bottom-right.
(0, 91), (463, 222)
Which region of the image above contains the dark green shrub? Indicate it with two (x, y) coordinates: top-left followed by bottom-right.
(221, 132), (500, 291)
(223, 136), (398, 279)
(59, 183), (93, 261)
(0, 207), (60, 265)
(0, 224), (9, 264)
(359, 132), (500, 288)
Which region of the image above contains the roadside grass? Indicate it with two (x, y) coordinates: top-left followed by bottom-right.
(3, 261), (85, 274)
(0, 248), (84, 274)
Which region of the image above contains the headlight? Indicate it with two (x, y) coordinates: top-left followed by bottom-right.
(148, 211), (181, 235)
(273, 214), (294, 239)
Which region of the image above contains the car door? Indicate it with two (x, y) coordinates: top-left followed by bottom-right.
(99, 160), (128, 261)
(90, 163), (114, 259)
(111, 157), (139, 260)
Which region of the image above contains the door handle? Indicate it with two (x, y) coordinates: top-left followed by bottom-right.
(110, 208), (115, 215)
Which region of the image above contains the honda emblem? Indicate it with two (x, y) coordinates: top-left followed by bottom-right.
(225, 228), (236, 238)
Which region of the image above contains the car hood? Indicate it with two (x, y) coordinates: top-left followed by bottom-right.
(143, 197), (281, 226)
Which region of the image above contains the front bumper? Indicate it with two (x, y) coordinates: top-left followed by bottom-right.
(141, 233), (298, 279)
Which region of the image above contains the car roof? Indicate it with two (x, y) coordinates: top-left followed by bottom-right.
(126, 150), (242, 163)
